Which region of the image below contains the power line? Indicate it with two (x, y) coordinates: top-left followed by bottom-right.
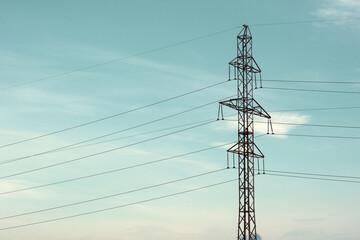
(262, 86), (360, 95)
(1, 167), (360, 230)
(2, 102), (359, 169)
(0, 178), (237, 231)
(2, 16), (359, 92)
(0, 137), (262, 196)
(55, 118), (216, 152)
(0, 80), (230, 149)
(6, 108), (360, 165)
(0, 142), (234, 196)
(262, 79), (360, 85)
(51, 114), (237, 153)
(2, 102), (359, 166)
(264, 169), (360, 180)
(3, 167), (359, 221)
(0, 28), (240, 91)
(0, 95), (235, 165)
(223, 119), (360, 129)
(270, 106), (360, 112)
(269, 121), (360, 129)
(250, 17), (360, 27)
(0, 168), (226, 220)
(0, 121), (215, 180)
(272, 133), (360, 140)
(263, 173), (360, 184)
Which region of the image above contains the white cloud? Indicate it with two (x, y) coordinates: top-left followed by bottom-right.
(313, 0), (360, 25)
(222, 113), (309, 138)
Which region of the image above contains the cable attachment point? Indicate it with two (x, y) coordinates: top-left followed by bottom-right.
(267, 118), (274, 134)
(232, 153), (236, 168)
(217, 104), (224, 120)
(226, 152), (229, 169)
(262, 157), (266, 174)
(255, 74), (258, 89)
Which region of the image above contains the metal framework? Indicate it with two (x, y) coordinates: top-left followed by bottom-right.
(218, 25), (272, 240)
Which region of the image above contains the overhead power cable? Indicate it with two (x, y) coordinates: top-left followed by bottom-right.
(223, 119), (360, 129)
(2, 103), (359, 166)
(264, 169), (360, 180)
(0, 80), (230, 149)
(0, 26), (240, 92)
(0, 142), (234, 196)
(250, 17), (360, 27)
(51, 113), (237, 153)
(0, 168), (226, 220)
(0, 95), (235, 165)
(270, 106), (360, 112)
(264, 173), (360, 184)
(4, 167), (359, 221)
(0, 178), (237, 231)
(268, 121), (360, 129)
(2, 102), (359, 168)
(54, 118), (222, 153)
(262, 79), (360, 85)
(262, 87), (360, 95)
(2, 16), (359, 92)
(272, 133), (360, 140)
(1, 165), (360, 230)
(55, 118), (216, 152)
(0, 121), (215, 180)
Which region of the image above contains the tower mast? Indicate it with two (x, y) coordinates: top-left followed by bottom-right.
(219, 25), (272, 240)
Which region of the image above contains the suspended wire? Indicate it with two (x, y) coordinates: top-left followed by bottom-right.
(0, 121), (215, 180)
(4, 167), (359, 221)
(0, 178), (237, 231)
(55, 118), (216, 152)
(264, 169), (360, 180)
(3, 105), (359, 165)
(0, 26), (240, 92)
(270, 106), (360, 112)
(46, 113), (236, 153)
(262, 79), (360, 85)
(1, 167), (360, 230)
(2, 16), (359, 92)
(0, 80), (230, 149)
(269, 121), (360, 129)
(262, 86), (360, 95)
(264, 173), (360, 184)
(223, 119), (360, 129)
(272, 133), (360, 140)
(0, 101), (359, 175)
(249, 17), (360, 27)
(0, 142), (234, 196)
(0, 95), (235, 165)
(0, 168), (227, 220)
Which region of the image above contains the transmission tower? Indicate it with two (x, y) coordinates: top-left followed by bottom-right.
(218, 25), (272, 240)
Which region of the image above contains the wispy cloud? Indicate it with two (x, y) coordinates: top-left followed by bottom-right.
(221, 113), (309, 137)
(313, 0), (360, 25)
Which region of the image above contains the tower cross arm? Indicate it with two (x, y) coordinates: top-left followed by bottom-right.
(252, 99), (271, 119)
(219, 98), (271, 119)
(228, 56), (261, 74)
(227, 141), (265, 159)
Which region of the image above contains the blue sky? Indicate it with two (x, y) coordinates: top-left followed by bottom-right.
(0, 0), (359, 239)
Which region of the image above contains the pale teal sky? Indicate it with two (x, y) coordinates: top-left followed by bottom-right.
(0, 0), (359, 240)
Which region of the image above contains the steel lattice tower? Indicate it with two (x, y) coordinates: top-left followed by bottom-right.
(218, 25), (272, 240)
